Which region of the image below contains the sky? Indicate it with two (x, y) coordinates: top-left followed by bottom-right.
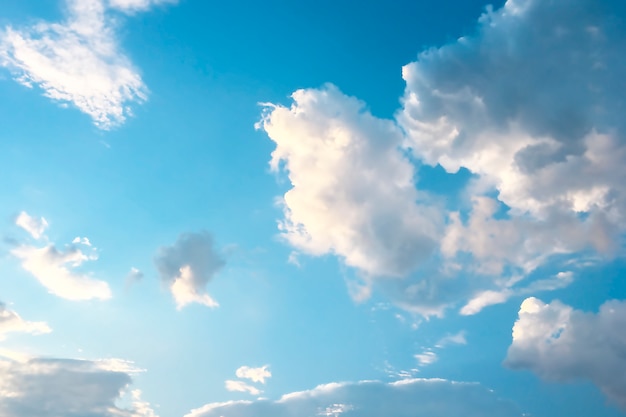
(0, 0), (625, 416)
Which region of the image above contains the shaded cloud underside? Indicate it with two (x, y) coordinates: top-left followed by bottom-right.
(0, 357), (156, 417)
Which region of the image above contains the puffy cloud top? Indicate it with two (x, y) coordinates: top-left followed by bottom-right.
(505, 297), (626, 410)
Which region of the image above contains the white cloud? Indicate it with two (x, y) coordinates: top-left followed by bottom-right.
(72, 236), (92, 246)
(414, 351), (438, 367)
(236, 365), (272, 384)
(12, 213), (111, 301)
(11, 243), (111, 301)
(400, 0), (626, 217)
(0, 356), (157, 417)
(435, 331), (467, 348)
(154, 231), (225, 309)
(460, 271), (574, 315)
(0, 303), (51, 340)
(258, 84), (441, 279)
(108, 0), (178, 13)
(15, 212), (48, 240)
(187, 379), (524, 417)
(505, 297), (626, 410)
(225, 380), (262, 396)
(0, 0), (155, 129)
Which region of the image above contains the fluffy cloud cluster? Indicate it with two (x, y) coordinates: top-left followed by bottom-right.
(259, 0), (626, 316)
(188, 379), (523, 417)
(154, 231), (225, 309)
(225, 365), (272, 396)
(0, 303), (51, 340)
(0, 0), (176, 128)
(0, 357), (157, 417)
(11, 212), (112, 301)
(505, 297), (626, 410)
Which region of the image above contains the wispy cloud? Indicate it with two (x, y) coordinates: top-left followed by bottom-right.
(15, 211), (48, 240)
(11, 212), (111, 301)
(225, 379), (262, 396)
(0, 303), (51, 340)
(188, 379), (524, 417)
(0, 0), (175, 128)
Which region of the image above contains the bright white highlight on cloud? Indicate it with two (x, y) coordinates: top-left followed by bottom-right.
(15, 211), (48, 240)
(187, 379), (524, 417)
(505, 297), (626, 410)
(0, 303), (51, 340)
(225, 380), (262, 396)
(236, 365), (272, 384)
(0, 356), (158, 417)
(0, 0), (153, 129)
(155, 231), (225, 309)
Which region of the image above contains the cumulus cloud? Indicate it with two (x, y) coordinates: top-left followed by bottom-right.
(0, 357), (157, 417)
(154, 231), (225, 309)
(0, 0), (161, 129)
(400, 0), (626, 271)
(505, 297), (626, 410)
(259, 0), (626, 316)
(187, 379), (523, 417)
(0, 303), (51, 340)
(258, 84), (441, 278)
(15, 212), (48, 240)
(11, 212), (111, 301)
(400, 0), (626, 216)
(236, 365), (272, 384)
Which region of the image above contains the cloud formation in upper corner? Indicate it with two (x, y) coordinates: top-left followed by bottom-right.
(0, 0), (176, 129)
(259, 0), (626, 316)
(0, 356), (157, 417)
(11, 212), (112, 301)
(505, 297), (626, 410)
(154, 231), (225, 309)
(187, 379), (524, 417)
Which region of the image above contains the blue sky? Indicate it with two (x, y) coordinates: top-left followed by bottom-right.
(0, 0), (625, 416)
